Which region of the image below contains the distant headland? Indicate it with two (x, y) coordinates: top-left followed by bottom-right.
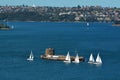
(0, 5), (120, 22)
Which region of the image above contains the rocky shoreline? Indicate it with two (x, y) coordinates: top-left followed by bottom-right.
(113, 24), (120, 27)
(0, 24), (11, 30)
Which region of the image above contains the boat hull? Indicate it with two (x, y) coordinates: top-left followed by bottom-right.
(72, 61), (79, 63)
(63, 60), (71, 63)
(88, 61), (94, 64)
(27, 58), (33, 61)
(93, 62), (102, 64)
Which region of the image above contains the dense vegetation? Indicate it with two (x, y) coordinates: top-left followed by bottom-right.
(0, 5), (120, 22)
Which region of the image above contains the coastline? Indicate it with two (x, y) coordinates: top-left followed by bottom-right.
(7, 20), (112, 23)
(0, 24), (12, 30)
(0, 28), (11, 30)
(112, 24), (120, 27)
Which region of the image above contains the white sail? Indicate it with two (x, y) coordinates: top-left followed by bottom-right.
(64, 51), (71, 63)
(32, 4), (36, 7)
(27, 51), (34, 61)
(73, 53), (79, 63)
(87, 23), (89, 26)
(11, 25), (14, 29)
(88, 53), (95, 63)
(65, 51), (70, 60)
(67, 55), (71, 62)
(95, 53), (102, 64)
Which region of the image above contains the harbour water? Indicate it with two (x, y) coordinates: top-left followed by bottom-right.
(0, 22), (120, 80)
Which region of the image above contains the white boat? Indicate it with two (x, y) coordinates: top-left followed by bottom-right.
(88, 53), (95, 63)
(72, 53), (79, 63)
(32, 4), (36, 7)
(64, 51), (71, 63)
(94, 53), (102, 64)
(27, 51), (34, 61)
(11, 25), (14, 29)
(87, 22), (89, 26)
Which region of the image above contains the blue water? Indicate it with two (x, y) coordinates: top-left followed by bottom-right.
(0, 22), (120, 80)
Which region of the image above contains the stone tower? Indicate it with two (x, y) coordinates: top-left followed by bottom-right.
(45, 48), (55, 55)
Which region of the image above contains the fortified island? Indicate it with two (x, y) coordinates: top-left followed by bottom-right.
(40, 48), (84, 62)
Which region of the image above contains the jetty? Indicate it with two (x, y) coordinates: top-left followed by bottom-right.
(40, 48), (84, 62)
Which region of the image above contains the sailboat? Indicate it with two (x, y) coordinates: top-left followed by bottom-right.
(87, 22), (89, 26)
(32, 4), (36, 7)
(27, 51), (34, 61)
(94, 53), (102, 64)
(64, 51), (71, 63)
(72, 53), (79, 63)
(88, 53), (95, 63)
(10, 25), (14, 29)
